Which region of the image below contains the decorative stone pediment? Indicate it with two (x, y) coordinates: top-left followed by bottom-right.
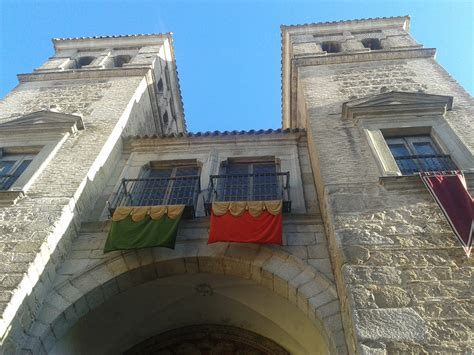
(342, 91), (453, 120)
(0, 110), (84, 134)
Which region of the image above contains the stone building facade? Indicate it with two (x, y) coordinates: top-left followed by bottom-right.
(0, 16), (472, 354)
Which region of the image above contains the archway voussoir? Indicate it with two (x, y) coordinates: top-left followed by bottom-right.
(155, 258), (186, 277)
(56, 281), (83, 305)
(223, 258), (252, 279)
(260, 268), (274, 290)
(273, 275), (289, 299)
(196, 242), (229, 258)
(135, 248), (155, 267)
(183, 256), (199, 274)
(105, 256), (129, 278)
(88, 264), (116, 285)
(122, 250), (141, 270)
(39, 327), (57, 353)
(21, 336), (47, 355)
(197, 256), (225, 274)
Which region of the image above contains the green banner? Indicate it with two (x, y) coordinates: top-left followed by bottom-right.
(104, 215), (181, 253)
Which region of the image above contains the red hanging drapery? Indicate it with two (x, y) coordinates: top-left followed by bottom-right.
(420, 172), (473, 257)
(208, 201), (282, 245)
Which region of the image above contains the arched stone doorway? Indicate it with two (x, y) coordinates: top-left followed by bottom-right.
(50, 273), (330, 354)
(124, 324), (289, 354)
(19, 249), (346, 354)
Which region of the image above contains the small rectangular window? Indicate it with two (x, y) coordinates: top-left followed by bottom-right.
(0, 152), (35, 190)
(385, 135), (457, 175)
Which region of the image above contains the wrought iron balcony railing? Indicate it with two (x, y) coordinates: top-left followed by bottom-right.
(107, 175), (201, 219)
(205, 172), (291, 214)
(395, 154), (458, 175)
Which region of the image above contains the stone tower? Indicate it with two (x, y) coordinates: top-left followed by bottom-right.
(282, 16), (473, 353)
(0, 16), (472, 355)
(0, 34), (186, 351)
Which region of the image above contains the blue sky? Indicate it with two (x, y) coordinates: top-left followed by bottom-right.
(0, 0), (472, 132)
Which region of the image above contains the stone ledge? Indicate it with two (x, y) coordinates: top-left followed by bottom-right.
(379, 172), (474, 192)
(0, 190), (25, 206)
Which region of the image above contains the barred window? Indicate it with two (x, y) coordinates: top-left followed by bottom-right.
(130, 164), (200, 207)
(385, 135), (457, 175)
(219, 161), (279, 202)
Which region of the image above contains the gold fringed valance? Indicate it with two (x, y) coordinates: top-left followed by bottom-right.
(212, 200), (282, 217)
(112, 205), (185, 222)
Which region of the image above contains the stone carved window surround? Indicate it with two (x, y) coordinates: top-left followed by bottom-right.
(0, 111), (84, 204)
(342, 91), (474, 177)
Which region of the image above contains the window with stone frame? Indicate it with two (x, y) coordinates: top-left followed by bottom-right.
(385, 135), (457, 175)
(0, 148), (36, 191)
(341, 91), (474, 177)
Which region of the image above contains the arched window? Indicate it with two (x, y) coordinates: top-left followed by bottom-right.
(113, 55), (131, 67)
(157, 78), (164, 93)
(361, 38), (382, 50)
(321, 41), (341, 53)
(76, 56), (95, 68)
(163, 111), (169, 126)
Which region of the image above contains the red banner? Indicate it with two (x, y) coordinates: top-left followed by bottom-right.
(209, 210), (282, 245)
(420, 172), (473, 256)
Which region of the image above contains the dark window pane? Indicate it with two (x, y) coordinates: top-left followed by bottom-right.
(133, 168), (172, 206)
(221, 164), (249, 201)
(0, 160), (31, 190)
(388, 144), (410, 157)
(253, 164), (278, 200)
(169, 167), (200, 205)
(413, 142), (437, 155)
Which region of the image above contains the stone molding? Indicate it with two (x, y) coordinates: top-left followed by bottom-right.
(0, 110), (84, 135)
(17, 67), (151, 83)
(341, 91), (454, 122)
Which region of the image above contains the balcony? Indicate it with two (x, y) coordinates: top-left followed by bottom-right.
(107, 175), (201, 219)
(394, 154), (457, 175)
(205, 172), (291, 214)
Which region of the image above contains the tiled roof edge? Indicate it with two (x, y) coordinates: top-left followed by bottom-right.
(280, 15), (410, 30)
(125, 128), (305, 140)
(53, 33), (171, 41)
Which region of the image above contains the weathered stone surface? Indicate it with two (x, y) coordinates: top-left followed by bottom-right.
(372, 286), (411, 308)
(355, 308), (426, 342)
(343, 265), (402, 285)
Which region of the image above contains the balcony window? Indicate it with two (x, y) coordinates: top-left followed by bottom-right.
(386, 135), (457, 175)
(108, 162), (201, 219)
(206, 159), (291, 213)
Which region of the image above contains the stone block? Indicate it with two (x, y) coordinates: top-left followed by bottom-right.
(85, 286), (105, 310)
(355, 308), (426, 342)
(223, 258), (251, 279)
(372, 286), (411, 308)
(156, 258), (186, 277)
(343, 265), (401, 285)
(307, 245), (330, 259)
(286, 232), (317, 246)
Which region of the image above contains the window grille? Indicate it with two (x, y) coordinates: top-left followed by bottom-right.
(206, 161), (291, 213)
(386, 136), (457, 175)
(108, 165), (200, 219)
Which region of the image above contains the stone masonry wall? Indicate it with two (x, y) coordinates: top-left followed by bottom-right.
(299, 55), (473, 354)
(0, 73), (163, 350)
